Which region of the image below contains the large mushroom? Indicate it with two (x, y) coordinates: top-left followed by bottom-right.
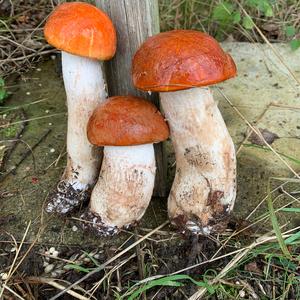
(80, 96), (169, 236)
(132, 30), (237, 235)
(44, 2), (116, 214)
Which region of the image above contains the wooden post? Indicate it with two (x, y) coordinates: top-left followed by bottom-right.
(95, 0), (167, 197)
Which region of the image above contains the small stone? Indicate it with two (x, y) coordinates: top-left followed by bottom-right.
(36, 68), (42, 72)
(26, 92), (31, 95)
(72, 225), (78, 232)
(49, 123), (52, 126)
(49, 247), (55, 254)
(51, 271), (58, 277)
(44, 264), (54, 273)
(83, 257), (90, 263)
(239, 290), (246, 298)
(45, 110), (49, 114)
(38, 83), (42, 87)
(10, 247), (16, 252)
(52, 250), (59, 258)
(51, 55), (56, 60)
(50, 148), (55, 153)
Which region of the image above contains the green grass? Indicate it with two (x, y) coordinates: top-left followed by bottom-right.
(159, 0), (300, 49)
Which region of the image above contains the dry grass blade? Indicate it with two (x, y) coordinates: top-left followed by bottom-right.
(0, 113), (65, 129)
(49, 221), (169, 300)
(0, 221), (31, 299)
(25, 277), (90, 300)
(1, 284), (25, 300)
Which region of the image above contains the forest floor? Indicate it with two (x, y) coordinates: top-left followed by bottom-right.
(1, 1), (300, 299)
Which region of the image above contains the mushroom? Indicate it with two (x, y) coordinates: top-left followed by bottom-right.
(80, 96), (169, 236)
(132, 30), (237, 235)
(43, 2), (116, 214)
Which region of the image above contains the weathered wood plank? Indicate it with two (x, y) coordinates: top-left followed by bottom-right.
(95, 0), (167, 197)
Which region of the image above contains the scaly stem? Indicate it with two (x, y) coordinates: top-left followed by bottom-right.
(160, 87), (236, 234)
(46, 51), (106, 214)
(81, 144), (156, 235)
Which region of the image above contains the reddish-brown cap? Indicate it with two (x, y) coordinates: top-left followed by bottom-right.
(87, 96), (169, 146)
(132, 30), (237, 92)
(44, 2), (116, 60)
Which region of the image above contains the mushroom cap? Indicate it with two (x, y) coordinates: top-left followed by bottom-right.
(87, 96), (170, 146)
(44, 2), (116, 60)
(132, 30), (237, 92)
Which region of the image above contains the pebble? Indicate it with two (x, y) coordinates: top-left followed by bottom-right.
(49, 247), (56, 254)
(52, 250), (59, 258)
(26, 92), (31, 95)
(72, 225), (78, 232)
(51, 271), (58, 277)
(1, 273), (8, 280)
(44, 264), (54, 273)
(50, 148), (55, 153)
(239, 290), (246, 298)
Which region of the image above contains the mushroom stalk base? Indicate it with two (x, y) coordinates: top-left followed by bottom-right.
(80, 144), (156, 236)
(46, 51), (106, 214)
(160, 87), (236, 235)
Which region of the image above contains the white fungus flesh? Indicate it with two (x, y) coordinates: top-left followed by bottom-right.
(160, 87), (236, 235)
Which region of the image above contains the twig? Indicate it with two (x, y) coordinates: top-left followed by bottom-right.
(25, 277), (90, 300)
(0, 109), (26, 174)
(0, 129), (51, 181)
(1, 284), (25, 300)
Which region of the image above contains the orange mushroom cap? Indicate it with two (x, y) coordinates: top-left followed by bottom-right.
(132, 30), (237, 92)
(87, 96), (170, 146)
(44, 2), (116, 60)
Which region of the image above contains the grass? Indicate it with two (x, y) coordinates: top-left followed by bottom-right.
(159, 0), (300, 51)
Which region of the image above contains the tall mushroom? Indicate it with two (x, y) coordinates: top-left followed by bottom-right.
(80, 96), (169, 236)
(132, 30), (237, 235)
(44, 2), (116, 214)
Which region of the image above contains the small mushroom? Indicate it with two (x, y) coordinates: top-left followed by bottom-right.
(80, 96), (169, 236)
(132, 30), (237, 235)
(44, 2), (116, 214)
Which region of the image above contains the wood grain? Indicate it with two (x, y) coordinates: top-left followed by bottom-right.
(95, 0), (167, 196)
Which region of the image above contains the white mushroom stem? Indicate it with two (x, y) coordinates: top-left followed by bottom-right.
(46, 51), (106, 214)
(84, 144), (156, 235)
(160, 87), (236, 235)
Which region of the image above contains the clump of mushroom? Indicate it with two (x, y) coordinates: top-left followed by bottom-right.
(80, 96), (169, 236)
(132, 30), (237, 235)
(43, 2), (116, 214)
